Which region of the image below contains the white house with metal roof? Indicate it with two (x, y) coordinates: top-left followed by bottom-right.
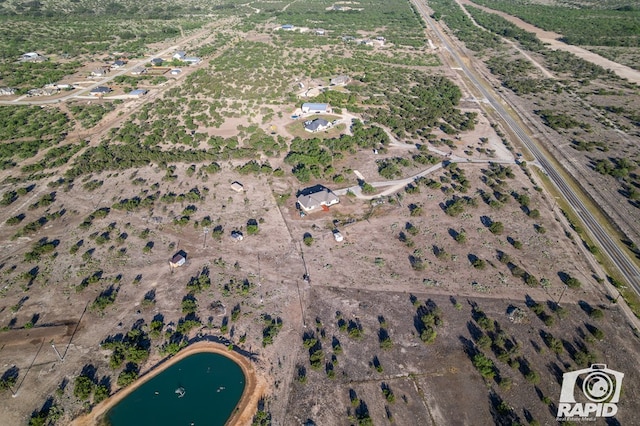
(301, 103), (330, 114)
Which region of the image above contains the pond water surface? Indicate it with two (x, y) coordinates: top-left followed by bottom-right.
(106, 352), (245, 426)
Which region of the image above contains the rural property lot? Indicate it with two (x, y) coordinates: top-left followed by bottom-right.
(0, 0), (638, 424)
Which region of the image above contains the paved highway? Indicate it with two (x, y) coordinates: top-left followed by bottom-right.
(412, 0), (640, 294)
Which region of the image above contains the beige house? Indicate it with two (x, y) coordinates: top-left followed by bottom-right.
(330, 75), (350, 86)
(297, 186), (340, 212)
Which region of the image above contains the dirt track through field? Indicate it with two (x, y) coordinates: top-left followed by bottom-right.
(458, 0), (640, 84)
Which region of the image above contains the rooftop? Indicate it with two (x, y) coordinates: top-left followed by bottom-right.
(304, 118), (330, 132)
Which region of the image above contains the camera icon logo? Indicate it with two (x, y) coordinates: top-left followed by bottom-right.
(557, 364), (624, 419)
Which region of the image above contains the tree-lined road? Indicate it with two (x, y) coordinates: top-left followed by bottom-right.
(411, 0), (640, 294)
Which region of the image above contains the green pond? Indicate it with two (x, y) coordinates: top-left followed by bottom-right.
(106, 352), (245, 426)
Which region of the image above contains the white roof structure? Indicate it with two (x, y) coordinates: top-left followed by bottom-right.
(170, 252), (187, 267)
(129, 89), (148, 97)
(20, 52), (45, 61)
(297, 186), (339, 212)
(330, 75), (350, 86)
(301, 103), (329, 113)
(91, 68), (107, 77)
(230, 182), (244, 192)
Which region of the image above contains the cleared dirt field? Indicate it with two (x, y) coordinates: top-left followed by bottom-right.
(0, 2), (638, 424)
(0, 110), (636, 424)
(282, 286), (640, 425)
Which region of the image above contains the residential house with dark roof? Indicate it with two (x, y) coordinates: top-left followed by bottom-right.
(304, 118), (331, 133)
(90, 86), (111, 96)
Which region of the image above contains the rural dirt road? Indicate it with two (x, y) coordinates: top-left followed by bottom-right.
(458, 0), (640, 84)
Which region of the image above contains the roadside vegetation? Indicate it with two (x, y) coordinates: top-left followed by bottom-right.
(470, 0), (640, 48)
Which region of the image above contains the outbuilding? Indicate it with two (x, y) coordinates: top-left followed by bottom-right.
(301, 103), (330, 114)
(20, 52), (46, 62)
(91, 68), (108, 77)
(129, 89), (148, 97)
(170, 251), (187, 267)
(230, 182), (244, 193)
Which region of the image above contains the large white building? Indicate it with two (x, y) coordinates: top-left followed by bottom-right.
(297, 186), (339, 212)
(301, 103), (330, 114)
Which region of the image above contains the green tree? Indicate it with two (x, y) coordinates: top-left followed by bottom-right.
(73, 375), (94, 400)
(303, 234), (314, 246)
(472, 353), (495, 380)
(489, 221), (504, 234)
(117, 369), (138, 387)
(246, 219), (259, 235)
(181, 296), (198, 314)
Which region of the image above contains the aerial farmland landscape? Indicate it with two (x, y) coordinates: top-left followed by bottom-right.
(0, 0), (638, 425)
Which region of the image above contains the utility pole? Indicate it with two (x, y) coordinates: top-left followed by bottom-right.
(63, 302), (88, 360)
(203, 227), (209, 249)
(557, 284), (568, 307)
(51, 341), (63, 362)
